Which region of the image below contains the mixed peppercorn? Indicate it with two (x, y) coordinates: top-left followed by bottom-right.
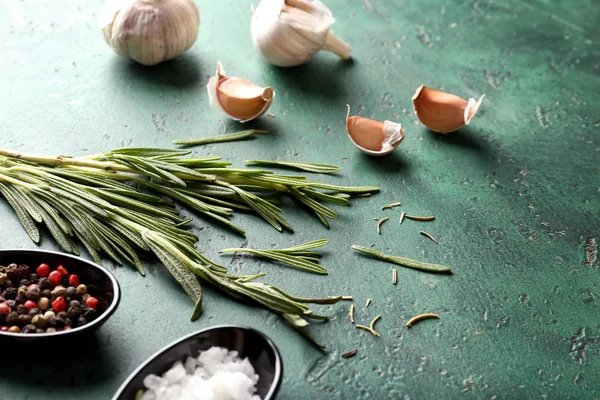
(0, 262), (107, 334)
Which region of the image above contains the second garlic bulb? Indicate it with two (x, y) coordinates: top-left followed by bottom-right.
(251, 0), (351, 67)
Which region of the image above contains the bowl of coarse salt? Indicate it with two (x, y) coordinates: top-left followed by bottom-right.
(112, 325), (283, 400)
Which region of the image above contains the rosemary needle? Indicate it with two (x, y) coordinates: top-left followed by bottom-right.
(369, 314), (382, 332)
(392, 268), (397, 285)
(406, 313), (439, 327)
(342, 349), (358, 358)
(342, 296), (353, 301)
(381, 202), (401, 210)
(172, 129), (268, 147)
(365, 298), (371, 307)
(357, 193), (371, 197)
(420, 230), (439, 244)
(405, 215), (435, 221)
(355, 324), (379, 337)
(350, 304), (355, 324)
(376, 217), (389, 234)
(399, 211), (406, 224)
(351, 245), (452, 273)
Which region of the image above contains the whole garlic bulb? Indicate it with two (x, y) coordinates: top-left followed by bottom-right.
(251, 0), (351, 67)
(99, 0), (200, 66)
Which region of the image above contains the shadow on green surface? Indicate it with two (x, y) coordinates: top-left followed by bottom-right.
(426, 126), (491, 153)
(359, 150), (412, 173)
(270, 57), (355, 97)
(1, 333), (117, 389)
(110, 53), (205, 89)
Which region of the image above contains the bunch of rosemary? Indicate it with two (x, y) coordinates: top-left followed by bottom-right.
(0, 147), (378, 344)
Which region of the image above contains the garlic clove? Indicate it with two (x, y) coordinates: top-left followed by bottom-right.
(207, 62), (275, 123)
(345, 106), (405, 156)
(412, 85), (485, 134)
(251, 0), (351, 67)
(99, 0), (200, 66)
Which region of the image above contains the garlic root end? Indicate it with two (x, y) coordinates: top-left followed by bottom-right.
(322, 30), (351, 60)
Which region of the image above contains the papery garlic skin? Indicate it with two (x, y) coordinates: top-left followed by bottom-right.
(99, 0), (200, 66)
(346, 107), (405, 156)
(412, 85), (484, 134)
(207, 62), (275, 123)
(251, 0), (351, 67)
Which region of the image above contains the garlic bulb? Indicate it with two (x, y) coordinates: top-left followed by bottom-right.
(251, 0), (351, 67)
(412, 86), (485, 134)
(207, 62), (275, 122)
(99, 0), (200, 66)
(345, 106), (405, 156)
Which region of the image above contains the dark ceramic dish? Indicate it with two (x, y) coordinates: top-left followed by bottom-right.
(113, 325), (283, 400)
(0, 249), (120, 340)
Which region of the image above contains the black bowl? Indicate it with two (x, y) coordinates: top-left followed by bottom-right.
(113, 325), (283, 400)
(0, 249), (120, 340)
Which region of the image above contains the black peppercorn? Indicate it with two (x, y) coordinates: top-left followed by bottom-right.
(50, 316), (65, 328)
(26, 285), (41, 301)
(77, 315), (87, 326)
(14, 295), (25, 305)
(18, 279), (31, 287)
(5, 264), (18, 280)
(16, 304), (28, 315)
(28, 308), (40, 317)
(4, 287), (17, 300)
(5, 299), (16, 308)
(29, 273), (39, 284)
(82, 307), (97, 321)
(67, 306), (81, 320)
(21, 324), (36, 334)
(65, 286), (79, 300)
(38, 278), (51, 291)
(18, 314), (32, 326)
(69, 300), (81, 309)
(3, 278), (13, 288)
(41, 289), (52, 298)
(5, 311), (19, 325)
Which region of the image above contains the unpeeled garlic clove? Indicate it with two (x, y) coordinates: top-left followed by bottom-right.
(251, 0), (351, 67)
(207, 62), (275, 122)
(99, 0), (200, 66)
(345, 106), (405, 156)
(412, 86), (485, 134)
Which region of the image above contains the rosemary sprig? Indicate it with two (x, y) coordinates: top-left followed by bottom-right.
(0, 147), (379, 345)
(351, 245), (452, 273)
(245, 160), (341, 174)
(220, 239), (329, 275)
(172, 129), (268, 147)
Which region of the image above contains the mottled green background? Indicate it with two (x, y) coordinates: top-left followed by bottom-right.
(1, 0), (599, 398)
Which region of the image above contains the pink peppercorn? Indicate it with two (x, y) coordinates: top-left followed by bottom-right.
(85, 296), (99, 310)
(0, 326), (8, 332)
(0, 303), (11, 315)
(24, 300), (37, 311)
(36, 263), (50, 277)
(52, 296), (67, 312)
(57, 266), (68, 276)
(48, 271), (62, 286)
(68, 274), (80, 287)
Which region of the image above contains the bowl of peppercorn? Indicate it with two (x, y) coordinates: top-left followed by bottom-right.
(0, 249), (120, 340)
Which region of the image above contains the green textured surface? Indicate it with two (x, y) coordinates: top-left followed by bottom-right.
(1, 0), (599, 399)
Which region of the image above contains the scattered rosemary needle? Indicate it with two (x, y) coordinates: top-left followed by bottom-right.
(405, 215), (435, 221)
(365, 298), (371, 307)
(355, 324), (379, 337)
(341, 296), (353, 301)
(357, 193), (371, 197)
(267, 113), (276, 118)
(377, 217), (389, 234)
(381, 202), (401, 210)
(406, 313), (439, 327)
(342, 349), (358, 358)
(392, 268), (397, 285)
(369, 314), (382, 332)
(351, 245), (452, 273)
(373, 218), (379, 221)
(172, 129), (268, 147)
(420, 230), (439, 244)
(350, 304), (355, 324)
(399, 211), (406, 224)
